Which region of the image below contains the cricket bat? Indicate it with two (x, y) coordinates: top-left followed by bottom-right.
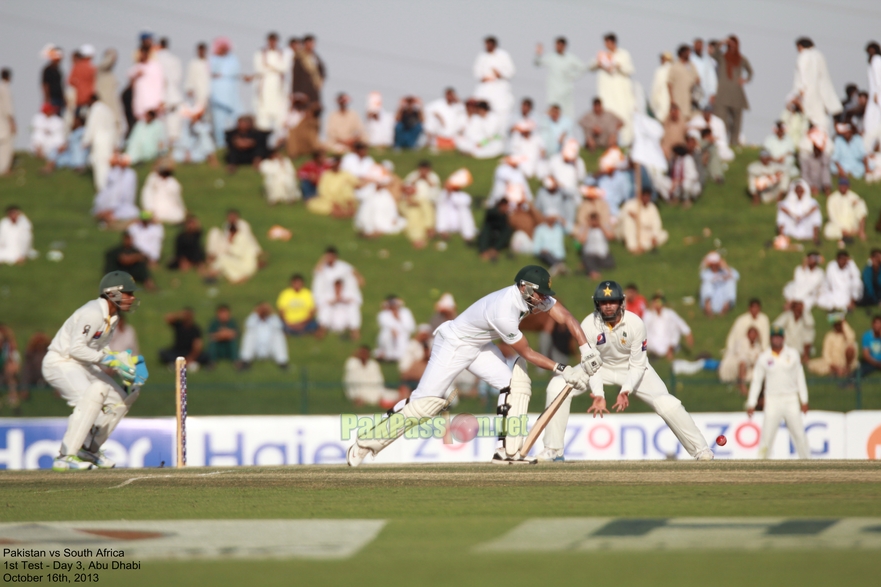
(519, 384), (573, 456)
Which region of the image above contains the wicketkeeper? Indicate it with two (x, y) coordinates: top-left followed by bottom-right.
(42, 271), (149, 470)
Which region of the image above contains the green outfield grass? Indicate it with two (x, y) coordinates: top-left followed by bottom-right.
(2, 147), (881, 418)
(1, 462), (880, 587)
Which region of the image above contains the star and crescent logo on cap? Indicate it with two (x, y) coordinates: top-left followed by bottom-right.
(603, 286), (613, 296)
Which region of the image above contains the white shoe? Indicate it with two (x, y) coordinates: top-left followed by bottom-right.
(491, 451), (537, 465)
(346, 443), (371, 467)
(695, 448), (715, 461)
(78, 448), (116, 469)
(536, 447), (565, 462)
(53, 455), (95, 471)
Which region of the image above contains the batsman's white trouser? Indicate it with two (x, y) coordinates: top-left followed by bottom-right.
(542, 365), (709, 458)
(42, 354), (137, 456)
(758, 396), (809, 459)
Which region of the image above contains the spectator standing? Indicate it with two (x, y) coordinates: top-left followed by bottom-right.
(790, 38), (842, 133)
(534, 36), (587, 119)
(253, 32), (287, 134)
(41, 44), (65, 113)
(292, 34), (325, 108)
(711, 35), (752, 146)
(209, 37), (244, 145)
(0, 68), (15, 175)
(589, 33), (635, 145)
(473, 36), (516, 128)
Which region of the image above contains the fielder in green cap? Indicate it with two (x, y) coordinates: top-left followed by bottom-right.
(347, 265), (602, 467)
(42, 271), (148, 471)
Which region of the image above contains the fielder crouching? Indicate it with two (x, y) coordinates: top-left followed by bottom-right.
(42, 271), (149, 471)
(539, 281), (714, 461)
(347, 265), (601, 466)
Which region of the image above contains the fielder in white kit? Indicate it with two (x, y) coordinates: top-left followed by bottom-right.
(539, 281), (714, 461)
(42, 271), (148, 470)
(347, 265), (602, 466)
(746, 326), (810, 459)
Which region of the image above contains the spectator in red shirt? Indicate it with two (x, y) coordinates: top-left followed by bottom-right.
(297, 150), (331, 200)
(624, 283), (647, 317)
(68, 45), (97, 113)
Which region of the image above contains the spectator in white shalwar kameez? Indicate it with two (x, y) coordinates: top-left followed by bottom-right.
(240, 302), (289, 368)
(816, 250), (863, 311)
(364, 92), (395, 148)
(535, 176), (575, 235)
(0, 206), (33, 265)
(341, 142), (375, 187)
(783, 252), (825, 311)
(375, 296), (416, 363)
(538, 104), (577, 157)
(424, 88), (466, 150)
(172, 100), (216, 164)
(690, 39), (717, 109)
(776, 179), (821, 243)
(456, 100), (505, 159)
(436, 168), (477, 241)
(126, 211), (164, 264)
(353, 164), (406, 237)
(589, 33), (635, 145)
(700, 251), (739, 316)
(748, 149), (789, 205)
(316, 278), (363, 339)
(259, 149), (300, 204)
(205, 210), (263, 284)
(313, 246), (365, 336)
(473, 36), (516, 128)
(824, 177), (867, 241)
(91, 153), (139, 225)
(649, 52), (673, 123)
(630, 110), (669, 199)
(129, 45), (165, 121)
(725, 298), (771, 353)
(141, 162), (186, 224)
(593, 141), (630, 214)
(669, 144), (702, 203)
(789, 38), (843, 133)
(865, 42), (881, 152)
(488, 155), (532, 207)
(30, 103), (65, 160)
(534, 37), (588, 119)
(544, 139), (586, 227)
(343, 345), (398, 408)
(252, 33), (287, 134)
(763, 121), (799, 178)
(508, 119), (545, 178)
(687, 106), (735, 162)
(184, 43), (211, 110)
(643, 293), (693, 360)
(156, 38), (184, 144)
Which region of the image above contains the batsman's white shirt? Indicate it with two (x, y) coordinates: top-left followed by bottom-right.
(411, 285), (554, 400)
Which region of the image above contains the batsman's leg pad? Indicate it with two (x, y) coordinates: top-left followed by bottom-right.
(87, 389), (140, 452)
(498, 358), (532, 457)
(653, 394), (709, 458)
(357, 396), (448, 454)
(541, 375), (575, 452)
(60, 381), (109, 456)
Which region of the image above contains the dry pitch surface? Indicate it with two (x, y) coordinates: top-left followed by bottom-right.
(1, 461), (880, 587)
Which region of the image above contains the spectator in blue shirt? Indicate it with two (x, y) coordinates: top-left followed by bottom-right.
(859, 315), (881, 378)
(860, 249), (881, 307)
(532, 210), (567, 275)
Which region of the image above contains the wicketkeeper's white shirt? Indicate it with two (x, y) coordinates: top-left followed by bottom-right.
(446, 285), (555, 346)
(580, 310), (649, 392)
(46, 298), (118, 365)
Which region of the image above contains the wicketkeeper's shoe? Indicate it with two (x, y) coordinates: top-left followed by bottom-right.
(346, 443), (371, 467)
(695, 448), (715, 461)
(536, 447), (565, 462)
(78, 448), (116, 469)
(491, 451), (537, 465)
(52, 455), (95, 471)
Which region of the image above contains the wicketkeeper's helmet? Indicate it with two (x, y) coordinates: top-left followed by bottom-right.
(99, 271), (140, 312)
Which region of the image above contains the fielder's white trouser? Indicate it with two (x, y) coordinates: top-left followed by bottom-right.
(357, 323), (523, 456)
(542, 365), (709, 458)
(758, 396), (809, 459)
(42, 355), (138, 456)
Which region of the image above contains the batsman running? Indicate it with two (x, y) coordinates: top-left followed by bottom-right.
(42, 271), (149, 470)
(347, 265), (602, 466)
(538, 280), (714, 461)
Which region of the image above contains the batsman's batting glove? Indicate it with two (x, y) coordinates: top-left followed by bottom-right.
(560, 365), (589, 392)
(579, 344), (603, 376)
(101, 349), (137, 383)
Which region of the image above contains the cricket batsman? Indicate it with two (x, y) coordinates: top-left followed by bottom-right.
(347, 265), (602, 466)
(539, 281), (714, 461)
(42, 271), (148, 470)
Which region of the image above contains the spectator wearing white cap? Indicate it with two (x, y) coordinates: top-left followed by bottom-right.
(68, 44), (96, 114)
(699, 251), (739, 316)
(435, 169), (477, 241)
(593, 139), (630, 216)
(535, 176), (572, 234)
(364, 92), (394, 148)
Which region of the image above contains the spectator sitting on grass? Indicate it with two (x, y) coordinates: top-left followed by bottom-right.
(699, 251), (739, 317)
(207, 303), (239, 365)
(857, 315), (881, 379)
(167, 214), (206, 272)
(225, 115), (269, 172)
(643, 294), (693, 360)
(160, 307), (211, 370)
(0, 324), (21, 412)
(141, 159), (186, 225)
(21, 331), (50, 396)
(807, 312), (858, 377)
(205, 209), (263, 284)
(276, 273), (318, 335)
(306, 155), (358, 218)
(297, 150), (330, 200)
(125, 109), (165, 165)
(375, 295), (416, 363)
(91, 153), (139, 227)
(108, 315), (139, 356)
(127, 210), (164, 266)
(343, 345), (398, 408)
(719, 326), (763, 396)
(104, 232), (156, 290)
(259, 148), (301, 204)
(576, 211), (614, 280)
(240, 302), (289, 370)
(478, 198), (513, 262)
(0, 205), (34, 265)
(532, 210), (567, 276)
(772, 299), (815, 364)
(397, 324), (432, 399)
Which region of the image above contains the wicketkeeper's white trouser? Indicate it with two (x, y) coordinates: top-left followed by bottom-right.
(758, 396), (809, 459)
(42, 353), (139, 456)
(542, 364), (709, 458)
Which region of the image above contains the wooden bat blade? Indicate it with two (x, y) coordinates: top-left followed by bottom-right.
(520, 384), (574, 455)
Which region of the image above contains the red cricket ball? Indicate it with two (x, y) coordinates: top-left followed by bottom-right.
(450, 413), (479, 443)
(716, 435), (727, 447)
